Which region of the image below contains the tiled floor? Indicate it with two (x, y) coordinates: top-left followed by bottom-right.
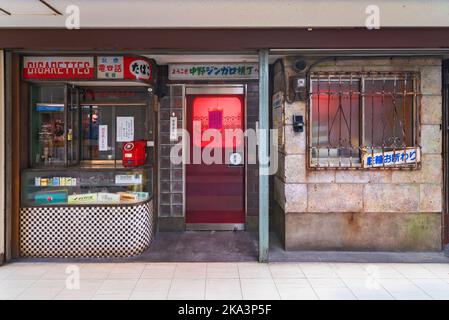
(1, 262), (449, 300)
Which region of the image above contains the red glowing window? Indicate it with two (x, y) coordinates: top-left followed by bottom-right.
(192, 96), (243, 148)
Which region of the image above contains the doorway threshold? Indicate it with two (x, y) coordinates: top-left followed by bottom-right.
(135, 231), (258, 262)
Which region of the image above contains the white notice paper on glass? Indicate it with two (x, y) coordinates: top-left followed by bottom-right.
(98, 125), (108, 151)
(170, 116), (178, 141)
(116, 117), (134, 142)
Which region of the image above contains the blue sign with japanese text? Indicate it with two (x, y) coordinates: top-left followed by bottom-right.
(362, 147), (421, 167)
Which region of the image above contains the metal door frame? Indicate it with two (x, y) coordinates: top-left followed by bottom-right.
(184, 84), (247, 231)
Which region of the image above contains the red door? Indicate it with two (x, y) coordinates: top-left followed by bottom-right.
(186, 94), (245, 229)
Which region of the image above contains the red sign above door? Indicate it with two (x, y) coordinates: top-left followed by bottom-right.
(23, 56), (95, 80)
(124, 56), (153, 82)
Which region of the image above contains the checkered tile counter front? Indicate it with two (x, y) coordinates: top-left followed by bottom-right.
(20, 200), (154, 258)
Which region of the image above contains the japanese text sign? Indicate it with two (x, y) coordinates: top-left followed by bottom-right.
(168, 64), (259, 80)
(362, 147), (421, 168)
(97, 56), (153, 83)
(97, 56), (124, 79)
(124, 57), (153, 82)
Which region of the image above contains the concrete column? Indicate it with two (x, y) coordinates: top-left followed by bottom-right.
(0, 50), (4, 264)
(258, 49), (269, 262)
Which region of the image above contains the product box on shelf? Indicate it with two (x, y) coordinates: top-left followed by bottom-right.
(68, 193), (98, 204)
(34, 190), (68, 205)
(97, 192), (121, 203)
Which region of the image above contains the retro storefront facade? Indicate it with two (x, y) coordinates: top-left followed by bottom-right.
(3, 51), (264, 260)
(17, 55), (158, 258)
(1, 27), (449, 263)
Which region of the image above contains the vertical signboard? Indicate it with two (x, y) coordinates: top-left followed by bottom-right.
(170, 116), (178, 141)
(97, 56), (124, 79)
(98, 125), (108, 151)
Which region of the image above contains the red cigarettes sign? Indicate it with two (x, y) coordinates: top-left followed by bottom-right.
(23, 56), (95, 80)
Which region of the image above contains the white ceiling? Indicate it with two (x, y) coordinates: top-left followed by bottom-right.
(0, 0), (449, 27)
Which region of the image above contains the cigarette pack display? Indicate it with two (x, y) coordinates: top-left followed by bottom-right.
(22, 167), (151, 207)
(97, 192), (121, 203)
(131, 192), (150, 201)
(52, 177), (60, 186)
(118, 192), (139, 202)
(34, 190), (68, 205)
(68, 193), (98, 204)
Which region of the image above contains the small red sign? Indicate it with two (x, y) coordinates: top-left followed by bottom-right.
(23, 56), (95, 80)
(124, 56), (153, 82)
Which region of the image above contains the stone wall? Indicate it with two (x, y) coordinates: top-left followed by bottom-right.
(0, 50), (4, 263)
(273, 57), (443, 251)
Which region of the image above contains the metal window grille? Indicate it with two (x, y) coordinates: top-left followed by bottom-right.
(308, 72), (420, 169)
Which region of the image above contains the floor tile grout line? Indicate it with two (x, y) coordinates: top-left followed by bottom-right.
(421, 264), (449, 281)
(13, 277), (41, 300)
(90, 268), (112, 300)
(341, 264), (396, 300)
(166, 263), (178, 300)
(389, 269), (435, 299)
(267, 263), (282, 300)
(391, 264), (436, 300)
(377, 280), (398, 301)
(51, 286), (66, 301)
(407, 278), (439, 300)
(237, 263), (244, 300)
(297, 263), (320, 300)
(204, 263), (209, 300)
(127, 267), (145, 300)
(331, 263), (359, 300)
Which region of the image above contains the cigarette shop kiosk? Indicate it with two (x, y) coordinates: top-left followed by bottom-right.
(19, 55), (157, 258)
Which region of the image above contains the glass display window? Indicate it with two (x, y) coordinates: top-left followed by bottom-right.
(30, 85), (67, 166)
(24, 84), (155, 207)
(79, 87), (152, 165)
(21, 168), (152, 207)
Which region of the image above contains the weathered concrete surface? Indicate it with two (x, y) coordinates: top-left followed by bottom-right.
(419, 184), (443, 212)
(285, 183), (307, 212)
(308, 184), (363, 212)
(284, 212), (442, 251)
(421, 95), (442, 125)
(364, 184), (420, 212)
(270, 232), (449, 263)
(421, 65), (442, 95)
(272, 57), (444, 252)
(421, 124), (442, 154)
(391, 154), (442, 184)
